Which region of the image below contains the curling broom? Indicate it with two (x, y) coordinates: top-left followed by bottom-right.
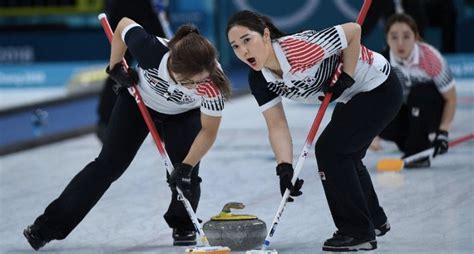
(98, 13), (230, 254)
(245, 1), (373, 253)
(376, 133), (474, 171)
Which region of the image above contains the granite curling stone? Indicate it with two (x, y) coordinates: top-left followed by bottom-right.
(203, 202), (267, 251)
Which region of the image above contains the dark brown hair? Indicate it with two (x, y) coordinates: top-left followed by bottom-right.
(226, 10), (285, 39)
(384, 13), (422, 41)
(168, 24), (231, 98)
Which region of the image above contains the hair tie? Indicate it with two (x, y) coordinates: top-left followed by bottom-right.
(188, 28), (199, 35)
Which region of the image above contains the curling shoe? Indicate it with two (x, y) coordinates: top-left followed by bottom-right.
(404, 156), (431, 169)
(375, 221), (391, 237)
(173, 228), (197, 246)
(23, 224), (50, 251)
(322, 231), (376, 252)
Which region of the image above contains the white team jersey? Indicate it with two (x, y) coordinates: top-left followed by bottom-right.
(250, 25), (391, 111)
(389, 42), (455, 99)
(121, 23), (224, 116)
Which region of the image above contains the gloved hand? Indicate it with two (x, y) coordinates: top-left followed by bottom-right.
(276, 163), (304, 202)
(105, 63), (139, 94)
(318, 71), (355, 102)
(433, 129), (448, 157)
(169, 163), (194, 199)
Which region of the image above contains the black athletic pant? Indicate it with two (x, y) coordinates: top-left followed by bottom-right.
(361, 0), (426, 42)
(424, 0), (457, 53)
(34, 91), (202, 240)
(379, 83), (444, 157)
(361, 0), (456, 53)
(97, 0), (166, 141)
(315, 71), (402, 240)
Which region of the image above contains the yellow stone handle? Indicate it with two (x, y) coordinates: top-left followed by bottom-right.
(221, 202), (245, 214)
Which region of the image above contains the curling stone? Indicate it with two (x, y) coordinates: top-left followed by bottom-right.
(203, 202), (267, 251)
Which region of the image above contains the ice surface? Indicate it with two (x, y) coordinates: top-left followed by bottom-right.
(1, 80), (473, 253)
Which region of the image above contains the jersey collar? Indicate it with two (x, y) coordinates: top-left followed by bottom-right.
(158, 52), (175, 84)
(390, 43), (420, 67)
(261, 41), (291, 82)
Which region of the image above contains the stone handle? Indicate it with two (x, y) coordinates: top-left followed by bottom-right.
(221, 202), (245, 213)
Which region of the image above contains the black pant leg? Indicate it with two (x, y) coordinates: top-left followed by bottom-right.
(378, 105), (409, 152)
(353, 151), (388, 227)
(361, 0), (393, 39)
(425, 0), (457, 53)
(35, 92), (150, 240)
(161, 109), (202, 231)
(403, 84), (444, 156)
(97, 77), (117, 125)
(401, 0), (428, 38)
(106, 0), (165, 37)
(315, 72), (402, 239)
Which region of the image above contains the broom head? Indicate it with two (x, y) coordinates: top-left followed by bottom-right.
(376, 158), (404, 171)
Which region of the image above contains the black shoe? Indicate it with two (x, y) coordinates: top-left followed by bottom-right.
(23, 224), (49, 251)
(322, 231), (376, 252)
(404, 156), (431, 169)
(172, 228), (196, 246)
(375, 221), (391, 237)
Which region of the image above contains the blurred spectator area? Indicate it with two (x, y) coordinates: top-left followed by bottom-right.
(0, 0), (102, 17)
(0, 0), (106, 63)
(0, 0), (103, 29)
(1, 0), (473, 65)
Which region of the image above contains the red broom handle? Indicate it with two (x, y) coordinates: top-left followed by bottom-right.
(449, 133), (474, 147)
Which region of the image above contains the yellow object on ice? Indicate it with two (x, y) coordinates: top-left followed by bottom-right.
(376, 158), (404, 171)
(210, 202), (257, 221)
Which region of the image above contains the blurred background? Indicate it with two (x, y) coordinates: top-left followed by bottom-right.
(0, 0), (473, 155)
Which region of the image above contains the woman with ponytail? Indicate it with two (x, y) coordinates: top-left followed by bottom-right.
(227, 10), (401, 252)
(23, 18), (230, 251)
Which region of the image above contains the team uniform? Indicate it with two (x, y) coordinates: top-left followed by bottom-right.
(249, 26), (402, 241)
(380, 42), (455, 157)
(28, 24), (224, 242)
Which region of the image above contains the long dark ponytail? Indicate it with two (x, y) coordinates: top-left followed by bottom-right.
(168, 24), (231, 98)
(226, 10), (285, 39)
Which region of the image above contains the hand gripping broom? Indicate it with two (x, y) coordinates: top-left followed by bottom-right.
(98, 13), (230, 254)
(246, 1), (373, 253)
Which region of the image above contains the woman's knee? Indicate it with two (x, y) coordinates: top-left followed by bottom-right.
(93, 157), (128, 182)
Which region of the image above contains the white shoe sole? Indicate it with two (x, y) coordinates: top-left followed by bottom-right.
(322, 240), (377, 252)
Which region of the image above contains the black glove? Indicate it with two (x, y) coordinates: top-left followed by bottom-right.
(105, 63), (139, 94)
(318, 71), (355, 102)
(433, 129), (448, 157)
(169, 163), (194, 199)
(276, 163), (304, 202)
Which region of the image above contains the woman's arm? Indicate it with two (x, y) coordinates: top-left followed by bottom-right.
(439, 86), (457, 131)
(262, 103), (293, 164)
(109, 17), (136, 67)
(182, 114), (221, 166)
(340, 22), (361, 77)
